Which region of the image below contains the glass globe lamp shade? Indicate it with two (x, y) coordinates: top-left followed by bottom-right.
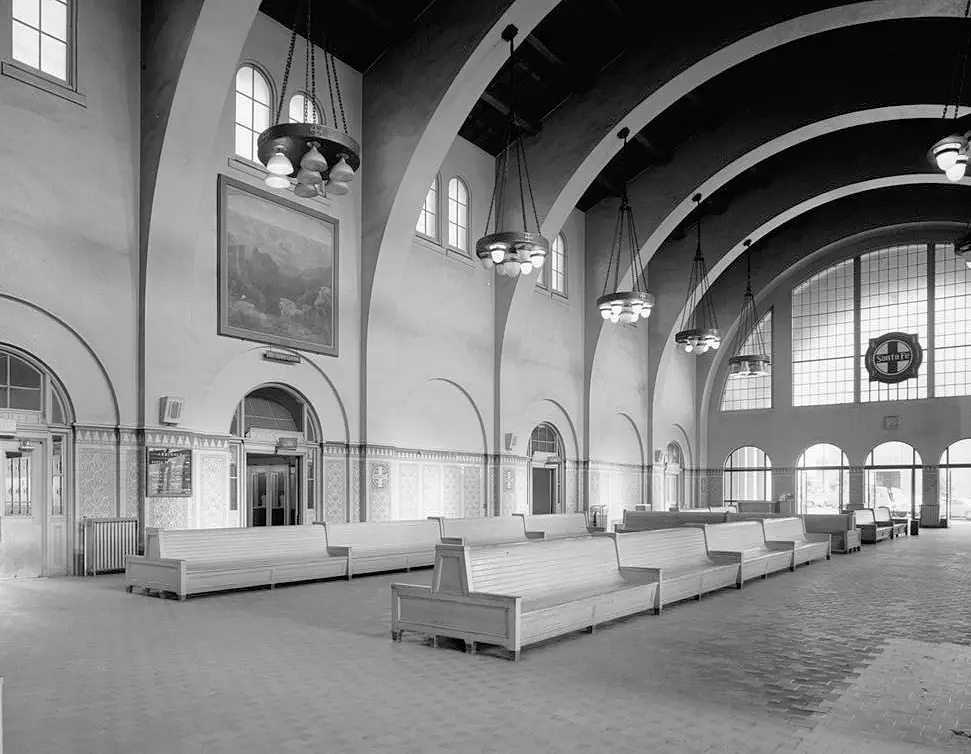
(684, 343), (693, 353)
(711, 338), (721, 350)
(946, 154), (968, 182)
(490, 248), (505, 264)
(530, 250), (546, 269)
(330, 156), (355, 183)
(599, 308), (611, 320)
(931, 134), (968, 172)
(296, 167), (323, 186)
(327, 180), (350, 196)
(300, 143), (328, 172)
(695, 342), (710, 354)
(503, 260), (521, 276)
(265, 173), (291, 190)
(267, 149), (294, 176)
(293, 182), (318, 198)
(481, 256), (493, 270)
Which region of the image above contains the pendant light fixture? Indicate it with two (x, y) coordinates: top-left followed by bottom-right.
(475, 25), (549, 278)
(928, 0), (971, 181)
(674, 194), (721, 355)
(597, 128), (655, 324)
(257, 0), (361, 199)
(727, 240), (770, 377)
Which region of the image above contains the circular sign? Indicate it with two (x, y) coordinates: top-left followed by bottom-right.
(864, 332), (923, 384)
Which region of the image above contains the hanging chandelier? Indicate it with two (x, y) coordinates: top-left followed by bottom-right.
(475, 25), (549, 277)
(727, 240), (770, 377)
(927, 0), (971, 182)
(674, 194), (721, 354)
(597, 128), (654, 324)
(257, 1), (360, 199)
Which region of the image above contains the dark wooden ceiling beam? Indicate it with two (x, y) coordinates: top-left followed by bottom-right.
(480, 91), (541, 136)
(338, 0), (399, 40)
(522, 34), (595, 91)
(632, 132), (671, 164)
(594, 173), (624, 199)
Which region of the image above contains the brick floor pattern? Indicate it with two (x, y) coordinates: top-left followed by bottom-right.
(2, 526), (971, 753)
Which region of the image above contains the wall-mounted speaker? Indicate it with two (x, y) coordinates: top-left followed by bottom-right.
(504, 433), (519, 452)
(159, 396), (185, 426)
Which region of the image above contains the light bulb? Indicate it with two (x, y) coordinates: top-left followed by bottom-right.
(330, 156), (354, 183)
(620, 311), (636, 324)
(937, 149), (959, 171)
(946, 155), (968, 182)
(610, 303), (622, 315)
(609, 314), (620, 323)
(490, 249), (505, 264)
(327, 180), (350, 196)
(520, 261), (533, 275)
(600, 309), (611, 320)
(267, 149), (293, 176)
(265, 174), (290, 190)
(504, 260), (521, 276)
(696, 343), (709, 354)
(684, 344), (693, 353)
(532, 253), (546, 268)
(639, 307), (651, 320)
(496, 262), (507, 276)
(711, 339), (721, 350)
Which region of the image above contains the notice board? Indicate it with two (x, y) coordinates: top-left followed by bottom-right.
(146, 448), (193, 497)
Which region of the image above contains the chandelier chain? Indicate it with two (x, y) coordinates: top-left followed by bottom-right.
(945, 0), (971, 119)
(602, 196), (623, 297)
(275, 3), (300, 125)
(303, 1), (311, 122)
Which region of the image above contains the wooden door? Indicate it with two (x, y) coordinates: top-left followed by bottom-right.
(532, 468), (554, 515)
(248, 464), (296, 527)
(0, 440), (44, 578)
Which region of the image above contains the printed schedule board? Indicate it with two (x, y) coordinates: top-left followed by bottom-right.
(146, 448), (193, 497)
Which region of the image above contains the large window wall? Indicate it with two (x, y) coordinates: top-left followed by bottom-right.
(864, 442), (922, 517)
(723, 446), (772, 504)
(795, 443), (848, 514)
(940, 440), (971, 521)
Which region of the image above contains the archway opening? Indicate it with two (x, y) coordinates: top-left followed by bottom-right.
(230, 385), (321, 528)
(796, 443), (849, 515)
(940, 440), (971, 523)
(864, 442), (922, 519)
(529, 423), (564, 515)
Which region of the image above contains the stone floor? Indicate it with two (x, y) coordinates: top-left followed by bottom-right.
(3, 526), (971, 753)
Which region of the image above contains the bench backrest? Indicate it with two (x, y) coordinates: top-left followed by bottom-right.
(874, 507), (895, 525)
(518, 512), (589, 538)
(621, 510), (730, 531)
(853, 509), (877, 527)
(615, 527), (711, 569)
(803, 513), (854, 534)
(438, 515), (527, 545)
(322, 519), (442, 549)
(466, 536), (623, 600)
(149, 525), (329, 561)
(702, 521), (767, 552)
(761, 517), (807, 542)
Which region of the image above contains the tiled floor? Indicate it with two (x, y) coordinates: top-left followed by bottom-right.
(3, 526), (971, 753)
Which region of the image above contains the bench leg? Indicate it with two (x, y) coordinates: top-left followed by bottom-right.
(464, 641), (475, 654)
(125, 585), (133, 593)
(504, 649), (520, 661)
(391, 630), (402, 642)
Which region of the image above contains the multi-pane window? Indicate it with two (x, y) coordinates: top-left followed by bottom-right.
(0, 352), (42, 411)
(796, 443), (848, 514)
(234, 65), (271, 162)
(416, 176), (439, 240)
(50, 435), (63, 515)
(723, 446), (772, 504)
(447, 177), (470, 253)
(529, 423), (562, 456)
(288, 93), (321, 124)
(940, 439), (971, 521)
(5, 454), (31, 516)
(865, 441), (922, 517)
(550, 233), (567, 295)
(792, 260), (855, 406)
(12, 0), (69, 81)
(935, 244), (971, 397)
(720, 310), (772, 411)
(859, 244), (928, 402)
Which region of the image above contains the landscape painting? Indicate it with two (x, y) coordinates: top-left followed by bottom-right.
(218, 176), (338, 356)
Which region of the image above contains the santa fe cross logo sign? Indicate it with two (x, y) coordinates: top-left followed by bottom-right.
(864, 332), (923, 384)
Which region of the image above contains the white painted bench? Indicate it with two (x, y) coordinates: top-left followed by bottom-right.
(852, 508), (892, 543)
(614, 527), (740, 608)
(874, 507), (908, 538)
(319, 519), (443, 578)
(701, 521), (793, 584)
(616, 510), (732, 532)
(803, 514), (862, 553)
(125, 526), (346, 600)
(390, 536), (659, 660)
(514, 512), (591, 540)
(761, 517), (831, 568)
(434, 515), (529, 546)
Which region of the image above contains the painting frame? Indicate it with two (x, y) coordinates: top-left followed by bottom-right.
(217, 174), (339, 357)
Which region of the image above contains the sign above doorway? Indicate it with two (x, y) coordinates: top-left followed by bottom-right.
(865, 332), (923, 384)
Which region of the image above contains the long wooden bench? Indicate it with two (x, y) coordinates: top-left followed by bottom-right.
(318, 519), (443, 578)
(616, 510), (732, 532)
(875, 507), (908, 538)
(390, 536), (659, 660)
(125, 526), (346, 600)
(852, 508), (892, 543)
(761, 517), (831, 568)
(514, 512), (592, 540)
(701, 521), (793, 583)
(614, 527), (740, 607)
(803, 513), (862, 553)
(434, 515), (530, 546)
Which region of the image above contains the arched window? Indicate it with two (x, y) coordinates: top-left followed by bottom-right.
(234, 65), (272, 162)
(796, 443), (848, 514)
(723, 446), (771, 505)
(529, 423), (564, 515)
(447, 177), (470, 253)
(664, 441), (684, 509)
(864, 442), (922, 518)
(939, 440), (971, 521)
(0, 349), (71, 424)
(12, 0), (71, 82)
(416, 175), (439, 240)
(288, 93), (321, 124)
(720, 310), (772, 411)
(550, 233), (567, 295)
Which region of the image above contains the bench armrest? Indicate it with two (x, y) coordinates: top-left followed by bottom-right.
(525, 531), (546, 540)
(707, 550), (742, 564)
(327, 546), (351, 557)
(765, 540), (795, 551)
(619, 565), (661, 584)
(441, 537), (464, 545)
(126, 554), (183, 568)
(803, 533), (830, 544)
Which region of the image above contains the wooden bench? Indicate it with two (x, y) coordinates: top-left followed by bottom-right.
(514, 512), (592, 540)
(852, 508), (892, 543)
(701, 521), (793, 583)
(318, 519), (443, 578)
(875, 507), (908, 538)
(434, 515), (529, 546)
(803, 513), (862, 553)
(125, 525), (346, 600)
(761, 517), (831, 568)
(390, 536), (659, 660)
(614, 527), (740, 607)
(616, 510), (732, 532)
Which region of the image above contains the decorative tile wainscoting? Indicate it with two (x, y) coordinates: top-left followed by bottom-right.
(586, 460), (646, 527)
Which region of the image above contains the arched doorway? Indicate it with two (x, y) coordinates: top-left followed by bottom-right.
(796, 443), (849, 515)
(939, 440), (971, 523)
(864, 442), (922, 518)
(0, 346), (74, 578)
(664, 442), (685, 510)
(529, 423), (564, 515)
(229, 385), (321, 527)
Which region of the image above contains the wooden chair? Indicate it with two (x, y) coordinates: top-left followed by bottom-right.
(318, 519), (443, 578)
(761, 517), (831, 568)
(701, 521), (793, 583)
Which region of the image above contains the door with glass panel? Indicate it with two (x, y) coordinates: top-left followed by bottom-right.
(0, 440), (43, 578)
(248, 464), (297, 526)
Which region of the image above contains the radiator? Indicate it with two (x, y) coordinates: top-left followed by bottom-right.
(82, 517), (139, 576)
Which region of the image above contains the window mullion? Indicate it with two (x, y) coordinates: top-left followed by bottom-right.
(928, 242), (936, 397)
(853, 255), (861, 403)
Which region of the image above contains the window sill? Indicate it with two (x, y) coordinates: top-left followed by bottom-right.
(227, 157), (332, 208)
(534, 286), (569, 306)
(1, 60), (85, 107)
(413, 235), (477, 269)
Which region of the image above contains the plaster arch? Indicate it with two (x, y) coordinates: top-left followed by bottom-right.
(201, 347), (349, 443)
(516, 398), (580, 462)
(591, 411), (645, 467)
(0, 295), (119, 426)
(395, 377), (488, 455)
